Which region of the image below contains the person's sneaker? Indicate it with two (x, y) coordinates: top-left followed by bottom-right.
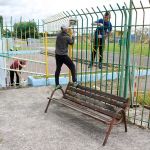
(88, 63), (93, 68)
(15, 85), (22, 89)
(55, 85), (62, 90)
(99, 63), (102, 69)
(73, 82), (79, 87)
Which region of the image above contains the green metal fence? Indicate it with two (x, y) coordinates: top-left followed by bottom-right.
(0, 17), (48, 87)
(0, 0), (149, 129)
(44, 0), (150, 128)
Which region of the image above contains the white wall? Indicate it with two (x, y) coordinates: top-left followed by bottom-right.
(0, 38), (7, 88)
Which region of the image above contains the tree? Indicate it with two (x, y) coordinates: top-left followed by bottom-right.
(13, 21), (39, 39)
(0, 16), (3, 35)
(2, 29), (11, 38)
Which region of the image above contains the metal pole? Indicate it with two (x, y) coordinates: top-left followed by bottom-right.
(66, 11), (73, 82)
(119, 6), (127, 97)
(44, 32), (49, 81)
(124, 0), (132, 98)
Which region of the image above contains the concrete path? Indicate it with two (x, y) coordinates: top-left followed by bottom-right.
(0, 86), (150, 150)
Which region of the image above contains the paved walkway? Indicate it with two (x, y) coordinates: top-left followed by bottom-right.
(0, 86), (150, 150)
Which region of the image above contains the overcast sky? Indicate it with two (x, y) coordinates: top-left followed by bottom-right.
(0, 0), (150, 20)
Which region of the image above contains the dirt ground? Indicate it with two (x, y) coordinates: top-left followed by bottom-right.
(0, 86), (150, 150)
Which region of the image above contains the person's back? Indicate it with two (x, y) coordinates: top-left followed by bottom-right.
(10, 60), (19, 69)
(55, 30), (74, 56)
(10, 60), (26, 70)
(9, 60), (26, 86)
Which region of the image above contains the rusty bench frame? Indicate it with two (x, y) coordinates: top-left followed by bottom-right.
(45, 82), (129, 146)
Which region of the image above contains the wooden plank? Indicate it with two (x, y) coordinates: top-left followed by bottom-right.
(52, 98), (112, 124)
(68, 83), (127, 103)
(67, 87), (126, 108)
(64, 94), (120, 119)
(66, 90), (117, 111)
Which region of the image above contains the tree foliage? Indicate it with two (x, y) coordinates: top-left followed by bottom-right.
(13, 21), (39, 39)
(2, 29), (11, 38)
(0, 16), (3, 34)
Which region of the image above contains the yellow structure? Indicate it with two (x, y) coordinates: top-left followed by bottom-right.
(67, 27), (73, 82)
(115, 31), (123, 37)
(44, 32), (49, 79)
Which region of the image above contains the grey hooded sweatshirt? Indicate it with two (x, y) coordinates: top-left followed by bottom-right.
(55, 31), (74, 55)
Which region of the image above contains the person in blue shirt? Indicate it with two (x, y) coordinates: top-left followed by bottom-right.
(88, 11), (112, 69)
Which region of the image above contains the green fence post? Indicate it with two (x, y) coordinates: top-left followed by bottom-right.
(110, 5), (117, 94)
(116, 3), (124, 96)
(124, 0), (132, 98)
(71, 10), (79, 80)
(119, 6), (127, 97)
(76, 9), (84, 82)
(81, 9), (89, 87)
(92, 7), (100, 90)
(86, 8), (94, 89)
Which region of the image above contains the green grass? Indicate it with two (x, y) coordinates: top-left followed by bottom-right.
(13, 38), (150, 56)
(108, 42), (149, 56)
(46, 39), (149, 56)
(33, 75), (53, 79)
(137, 92), (150, 106)
(13, 47), (32, 50)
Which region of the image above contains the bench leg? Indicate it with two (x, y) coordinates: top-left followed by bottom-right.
(44, 89), (57, 113)
(122, 111), (127, 132)
(44, 88), (65, 113)
(102, 119), (115, 146)
(45, 97), (52, 113)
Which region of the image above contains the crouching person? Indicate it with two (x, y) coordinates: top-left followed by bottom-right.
(10, 59), (26, 87)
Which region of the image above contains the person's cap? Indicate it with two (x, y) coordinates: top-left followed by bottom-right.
(61, 25), (68, 30)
